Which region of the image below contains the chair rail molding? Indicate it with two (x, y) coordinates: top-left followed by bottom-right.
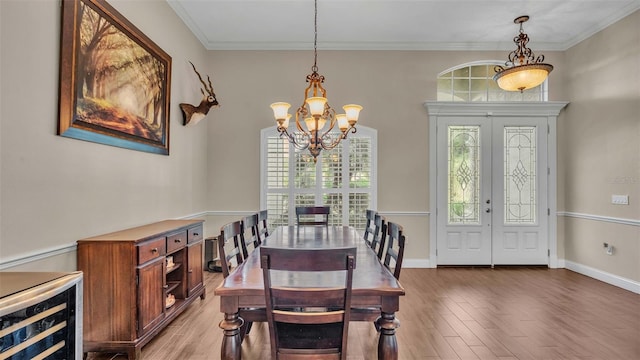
(558, 211), (640, 226)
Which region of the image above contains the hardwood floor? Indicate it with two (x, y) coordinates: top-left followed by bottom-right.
(86, 268), (640, 360)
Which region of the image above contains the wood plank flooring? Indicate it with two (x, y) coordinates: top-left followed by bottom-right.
(87, 267), (640, 359)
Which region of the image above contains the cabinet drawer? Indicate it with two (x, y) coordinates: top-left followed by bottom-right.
(138, 237), (166, 264)
(167, 231), (187, 253)
(188, 225), (204, 244)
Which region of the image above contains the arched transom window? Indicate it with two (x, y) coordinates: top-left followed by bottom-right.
(437, 61), (549, 102)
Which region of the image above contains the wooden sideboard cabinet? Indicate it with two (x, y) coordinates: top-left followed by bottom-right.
(77, 219), (205, 359)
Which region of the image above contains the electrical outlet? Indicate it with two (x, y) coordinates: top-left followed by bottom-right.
(606, 245), (614, 255)
(612, 194), (629, 205)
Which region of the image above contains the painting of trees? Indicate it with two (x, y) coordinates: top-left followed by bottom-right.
(58, 0), (171, 154)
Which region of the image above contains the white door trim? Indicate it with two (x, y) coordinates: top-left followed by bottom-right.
(425, 101), (568, 268)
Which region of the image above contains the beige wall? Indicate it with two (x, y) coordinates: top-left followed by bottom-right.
(0, 0), (211, 270)
(203, 50), (565, 262)
(559, 10), (640, 282)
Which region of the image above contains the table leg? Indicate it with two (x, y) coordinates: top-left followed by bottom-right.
(219, 312), (244, 360)
(376, 312), (400, 360)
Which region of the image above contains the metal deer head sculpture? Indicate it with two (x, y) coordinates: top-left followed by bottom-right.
(180, 61), (219, 126)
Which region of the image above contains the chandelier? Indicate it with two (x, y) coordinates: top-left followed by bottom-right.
(493, 15), (553, 92)
(270, 0), (362, 163)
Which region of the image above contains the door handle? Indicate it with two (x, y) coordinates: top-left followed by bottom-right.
(486, 208), (491, 213)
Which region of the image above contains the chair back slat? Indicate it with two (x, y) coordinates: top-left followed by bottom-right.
(241, 213), (261, 259)
(383, 221), (406, 280)
(218, 220), (244, 278)
(372, 214), (387, 260)
(258, 209), (270, 241)
(363, 209), (377, 247)
(295, 206), (330, 226)
(363, 210), (387, 260)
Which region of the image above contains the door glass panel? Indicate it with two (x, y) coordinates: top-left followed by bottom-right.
(448, 126), (480, 224)
(504, 126), (537, 224)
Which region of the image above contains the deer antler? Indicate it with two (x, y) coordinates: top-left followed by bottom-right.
(190, 61), (215, 96)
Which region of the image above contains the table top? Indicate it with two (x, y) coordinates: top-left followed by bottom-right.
(214, 226), (405, 298)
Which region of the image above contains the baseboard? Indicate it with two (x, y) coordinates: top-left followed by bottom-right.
(403, 258), (433, 268)
(565, 260), (640, 294)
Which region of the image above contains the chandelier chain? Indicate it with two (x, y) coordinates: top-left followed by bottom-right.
(270, 0), (362, 163)
(312, 0), (318, 72)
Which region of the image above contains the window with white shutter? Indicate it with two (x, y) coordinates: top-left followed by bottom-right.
(261, 126), (377, 231)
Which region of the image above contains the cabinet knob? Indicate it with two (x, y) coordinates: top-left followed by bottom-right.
(163, 284), (169, 289)
(188, 269), (193, 273)
(193, 232), (199, 236)
(151, 248), (158, 253)
(175, 239), (182, 243)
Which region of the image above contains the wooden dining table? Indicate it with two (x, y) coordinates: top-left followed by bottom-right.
(214, 225), (405, 360)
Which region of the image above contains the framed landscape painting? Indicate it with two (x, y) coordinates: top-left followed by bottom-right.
(58, 0), (172, 155)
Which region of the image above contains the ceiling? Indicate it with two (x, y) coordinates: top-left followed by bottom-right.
(167, 0), (640, 51)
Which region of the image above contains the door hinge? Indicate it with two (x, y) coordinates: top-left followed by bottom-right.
(136, 274), (139, 286)
(548, 249), (550, 256)
(548, 208), (550, 216)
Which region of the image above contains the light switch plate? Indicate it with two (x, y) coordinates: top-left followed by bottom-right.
(611, 194), (629, 205)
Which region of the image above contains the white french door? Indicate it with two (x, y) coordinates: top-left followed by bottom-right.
(435, 114), (549, 265)
(436, 117), (493, 264)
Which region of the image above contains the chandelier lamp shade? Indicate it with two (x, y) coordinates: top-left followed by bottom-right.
(270, 0), (362, 163)
(493, 15), (553, 92)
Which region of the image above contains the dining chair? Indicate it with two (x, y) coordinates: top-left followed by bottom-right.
(383, 221), (406, 280)
(295, 206), (330, 226)
(219, 219), (265, 339)
(260, 246), (357, 360)
(258, 209), (270, 241)
(363, 209), (377, 246)
(241, 213), (261, 259)
(218, 220), (244, 278)
(364, 211), (387, 260)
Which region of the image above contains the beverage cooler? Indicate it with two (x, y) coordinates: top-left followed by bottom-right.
(0, 272), (83, 359)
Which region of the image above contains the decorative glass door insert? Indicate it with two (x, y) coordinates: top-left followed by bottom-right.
(448, 126), (481, 224)
(504, 126), (537, 224)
